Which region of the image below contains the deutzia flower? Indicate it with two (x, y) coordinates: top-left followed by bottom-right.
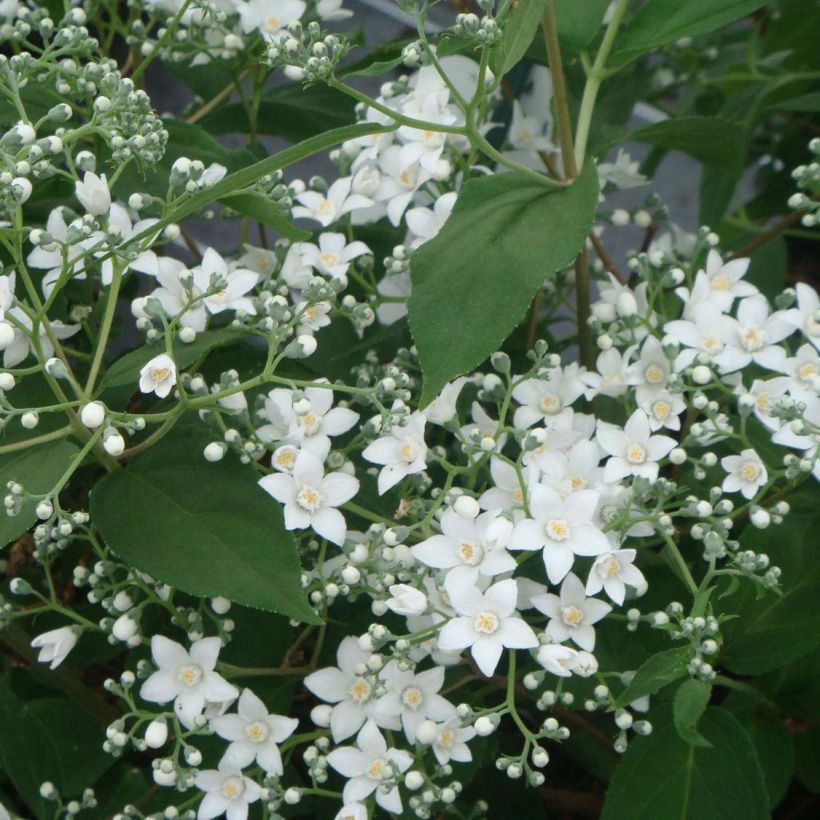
(334, 804), (366, 820)
(713, 295), (794, 373)
(437, 576), (537, 676)
(385, 583), (428, 616)
(140, 636), (238, 728)
(405, 192), (457, 249)
(139, 353), (177, 398)
(326, 720), (413, 814)
(258, 450), (358, 546)
(721, 448), (768, 499)
(299, 232), (371, 281)
(536, 643), (579, 678)
(0, 270), (15, 319)
(664, 302), (730, 370)
(75, 171), (111, 216)
(785, 282), (820, 349)
(531, 573), (611, 651)
(194, 760), (261, 820)
(237, 0), (306, 37)
(585, 549), (646, 605)
(374, 663), (456, 742)
(509, 486), (610, 584)
(424, 376), (467, 426)
(30, 625), (80, 669)
(362, 411), (427, 494)
(676, 250), (757, 311)
(596, 409), (676, 483)
(512, 366), (588, 428)
(210, 688), (298, 775)
(305, 636), (396, 741)
(292, 177), (373, 227)
(191, 247), (259, 317)
(430, 718), (476, 765)
(2, 306), (79, 368)
(412, 507), (516, 584)
(317, 0), (353, 20)
(597, 149), (647, 189)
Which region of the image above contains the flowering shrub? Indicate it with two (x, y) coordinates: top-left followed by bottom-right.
(1, 1), (819, 818)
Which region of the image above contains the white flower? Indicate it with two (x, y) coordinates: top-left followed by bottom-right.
(713, 295), (795, 373)
(192, 247), (258, 317)
(237, 0), (306, 37)
(327, 721), (413, 813)
(430, 718), (475, 765)
(362, 411), (427, 494)
(140, 636), (238, 728)
(258, 450), (358, 546)
(586, 549), (646, 605)
(721, 448), (768, 499)
(194, 759), (261, 820)
(300, 232), (370, 281)
(374, 663), (456, 742)
(412, 507), (516, 583)
(334, 803), (367, 820)
(509, 485), (610, 584)
(536, 644), (578, 678)
(598, 149), (647, 190)
(531, 573), (611, 651)
(478, 456), (536, 511)
(317, 0), (352, 20)
(785, 282), (820, 349)
(405, 192), (457, 249)
(375, 271), (411, 326)
(210, 688), (298, 775)
(27, 208), (94, 296)
(676, 250), (757, 311)
(437, 576), (537, 676)
(0, 270), (15, 320)
(385, 584), (428, 616)
(512, 366), (588, 428)
(75, 171), (111, 216)
(664, 302), (730, 370)
(293, 177), (373, 227)
(256, 384), (359, 460)
(139, 353), (177, 399)
(539, 439), (605, 498)
(2, 306), (79, 368)
(776, 343), (820, 404)
(375, 147), (431, 226)
(424, 376), (467, 426)
(305, 636), (397, 741)
(596, 409), (676, 483)
(30, 625), (80, 669)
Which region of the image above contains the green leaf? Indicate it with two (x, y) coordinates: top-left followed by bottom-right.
(745, 714), (795, 808)
(555, 0), (611, 52)
(721, 491), (820, 674)
(408, 163), (598, 405)
(98, 328), (254, 393)
(673, 679), (712, 747)
(89, 433), (320, 623)
(492, 0), (548, 77)
(220, 192), (311, 241)
(0, 440), (79, 548)
(628, 117), (746, 170)
(602, 707), (768, 820)
(200, 83), (356, 141)
(614, 647), (691, 708)
(772, 91), (820, 112)
(343, 56), (405, 78)
(614, 0), (767, 59)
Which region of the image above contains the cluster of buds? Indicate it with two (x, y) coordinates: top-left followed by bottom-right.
(788, 137), (820, 227)
(265, 22), (349, 83)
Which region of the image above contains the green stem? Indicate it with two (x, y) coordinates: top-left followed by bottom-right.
(130, 0), (194, 82)
(573, 0), (630, 169)
(85, 261), (123, 395)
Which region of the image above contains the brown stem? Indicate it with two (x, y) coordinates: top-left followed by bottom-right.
(727, 210), (803, 259)
(589, 231), (625, 283)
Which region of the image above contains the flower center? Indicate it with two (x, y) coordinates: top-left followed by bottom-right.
(702, 335), (721, 352)
(399, 169), (416, 187)
(263, 14), (280, 32)
(652, 399), (671, 420)
(539, 393), (561, 414)
(222, 776), (244, 799)
(349, 677), (372, 703)
(274, 445), (298, 471)
(599, 556), (621, 578)
(741, 327), (765, 351)
(806, 315), (820, 337)
(644, 364), (665, 384)
(798, 362), (818, 381)
(246, 721), (270, 743)
(473, 611), (500, 635)
(570, 475), (587, 491)
(740, 461), (761, 482)
(316, 199), (334, 216)
(150, 367), (170, 382)
(401, 686), (424, 710)
(367, 758), (387, 779)
(399, 439), (419, 462)
(711, 274), (729, 291)
(627, 443), (646, 464)
(438, 728), (455, 748)
(178, 664), (202, 687)
(319, 251), (338, 268)
(300, 411), (320, 433)
(456, 540), (484, 566)
(561, 605), (585, 627)
(545, 518), (570, 541)
(296, 485), (322, 512)
(512, 487), (525, 503)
